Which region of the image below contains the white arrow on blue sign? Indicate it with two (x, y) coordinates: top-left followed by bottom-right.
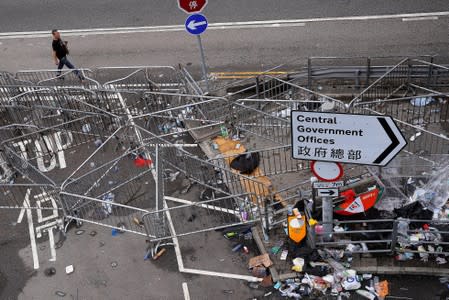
(185, 14), (208, 35)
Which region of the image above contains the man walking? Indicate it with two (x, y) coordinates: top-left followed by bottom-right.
(51, 29), (84, 81)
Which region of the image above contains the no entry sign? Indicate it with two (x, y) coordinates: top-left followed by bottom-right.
(178, 0), (208, 14)
(311, 161), (343, 182)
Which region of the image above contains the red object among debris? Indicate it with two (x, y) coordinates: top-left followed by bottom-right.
(134, 156), (152, 167)
(423, 224), (430, 230)
(340, 189), (356, 202)
(334, 188), (383, 215)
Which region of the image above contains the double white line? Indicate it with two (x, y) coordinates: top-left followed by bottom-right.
(0, 11), (447, 39)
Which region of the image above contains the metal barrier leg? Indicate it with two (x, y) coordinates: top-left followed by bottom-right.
(264, 196), (270, 241)
(390, 220), (399, 254)
(365, 57), (371, 88)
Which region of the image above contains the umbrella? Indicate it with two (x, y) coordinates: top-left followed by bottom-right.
(335, 187), (383, 215)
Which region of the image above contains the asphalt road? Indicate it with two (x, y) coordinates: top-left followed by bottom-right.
(0, 0), (448, 31)
(0, 15), (447, 73)
(1, 1), (448, 73)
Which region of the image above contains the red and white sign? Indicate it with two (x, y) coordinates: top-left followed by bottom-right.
(335, 188), (382, 215)
(311, 161), (343, 182)
(178, 0), (208, 14)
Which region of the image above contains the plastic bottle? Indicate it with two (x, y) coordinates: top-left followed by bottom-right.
(220, 126), (229, 138)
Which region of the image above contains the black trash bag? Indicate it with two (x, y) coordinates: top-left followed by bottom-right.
(230, 152), (260, 175)
(394, 201), (433, 229)
(394, 201), (433, 220)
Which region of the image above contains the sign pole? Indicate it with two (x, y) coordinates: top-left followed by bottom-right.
(196, 35), (209, 92)
(322, 196), (333, 241)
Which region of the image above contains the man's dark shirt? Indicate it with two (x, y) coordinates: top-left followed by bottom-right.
(52, 39), (67, 60)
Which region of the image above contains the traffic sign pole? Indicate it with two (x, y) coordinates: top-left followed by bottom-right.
(184, 13), (209, 93)
(322, 196), (333, 241)
(196, 35), (209, 92)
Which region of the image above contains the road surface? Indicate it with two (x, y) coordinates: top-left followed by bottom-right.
(0, 2), (448, 72)
(0, 0), (448, 31)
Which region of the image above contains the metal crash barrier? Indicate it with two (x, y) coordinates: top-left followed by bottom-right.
(0, 57), (448, 270)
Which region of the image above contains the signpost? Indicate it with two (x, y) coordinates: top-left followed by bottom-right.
(292, 111), (407, 166)
(294, 111), (407, 241)
(179, 1), (209, 92)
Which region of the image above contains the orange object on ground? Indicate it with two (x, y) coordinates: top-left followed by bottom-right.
(376, 280), (389, 298)
(287, 215), (307, 243)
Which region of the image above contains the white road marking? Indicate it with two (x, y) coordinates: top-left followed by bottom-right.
(164, 199), (261, 282)
(16, 198), (27, 223)
(13, 131), (72, 173)
(164, 196), (240, 216)
(0, 11), (447, 39)
(35, 220), (59, 238)
(47, 227), (56, 262)
(18, 189), (62, 268)
(17, 189), (40, 269)
(36, 192), (59, 223)
(402, 16), (439, 21)
(182, 282), (191, 300)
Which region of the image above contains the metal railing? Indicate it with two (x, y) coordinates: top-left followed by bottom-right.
(1, 58), (449, 254)
(143, 193), (260, 242)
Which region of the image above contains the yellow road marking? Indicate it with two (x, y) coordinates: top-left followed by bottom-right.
(212, 71), (289, 75)
(211, 71), (292, 80)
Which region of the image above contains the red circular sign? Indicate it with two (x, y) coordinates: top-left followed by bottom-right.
(178, 0), (207, 14)
(310, 161), (344, 182)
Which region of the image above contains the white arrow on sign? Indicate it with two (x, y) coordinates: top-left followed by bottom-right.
(187, 20), (207, 31)
(292, 111), (407, 166)
(317, 188), (339, 197)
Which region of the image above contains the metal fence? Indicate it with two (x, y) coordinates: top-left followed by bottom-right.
(1, 58), (449, 258)
(307, 216), (449, 257)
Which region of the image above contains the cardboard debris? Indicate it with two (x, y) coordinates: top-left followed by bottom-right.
(248, 253), (273, 268)
(260, 275), (273, 287)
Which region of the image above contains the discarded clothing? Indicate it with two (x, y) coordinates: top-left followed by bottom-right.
(230, 152), (260, 175)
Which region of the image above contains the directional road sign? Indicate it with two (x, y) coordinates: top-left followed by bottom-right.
(185, 14), (208, 35)
(313, 181), (344, 189)
(317, 188), (339, 197)
(291, 111), (407, 166)
(178, 0), (208, 14)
